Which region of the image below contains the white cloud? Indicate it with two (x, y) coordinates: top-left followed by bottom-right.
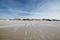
(26, 0), (60, 19)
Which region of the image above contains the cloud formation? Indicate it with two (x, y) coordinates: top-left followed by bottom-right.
(0, 0), (60, 19)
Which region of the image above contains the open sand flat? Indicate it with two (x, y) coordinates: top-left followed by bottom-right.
(0, 21), (60, 40)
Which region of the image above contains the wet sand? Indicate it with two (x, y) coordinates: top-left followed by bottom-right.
(0, 21), (60, 40)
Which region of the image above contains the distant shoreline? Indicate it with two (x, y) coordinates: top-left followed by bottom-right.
(0, 18), (60, 21)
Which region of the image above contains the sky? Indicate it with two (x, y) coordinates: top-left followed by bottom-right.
(0, 0), (60, 19)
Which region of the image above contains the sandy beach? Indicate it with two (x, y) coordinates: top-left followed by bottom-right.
(0, 21), (60, 40)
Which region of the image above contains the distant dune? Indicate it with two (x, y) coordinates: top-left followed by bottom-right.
(0, 18), (60, 21)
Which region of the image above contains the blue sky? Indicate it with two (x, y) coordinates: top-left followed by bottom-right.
(0, 0), (60, 19)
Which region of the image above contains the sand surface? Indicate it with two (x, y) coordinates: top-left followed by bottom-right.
(0, 21), (60, 40)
